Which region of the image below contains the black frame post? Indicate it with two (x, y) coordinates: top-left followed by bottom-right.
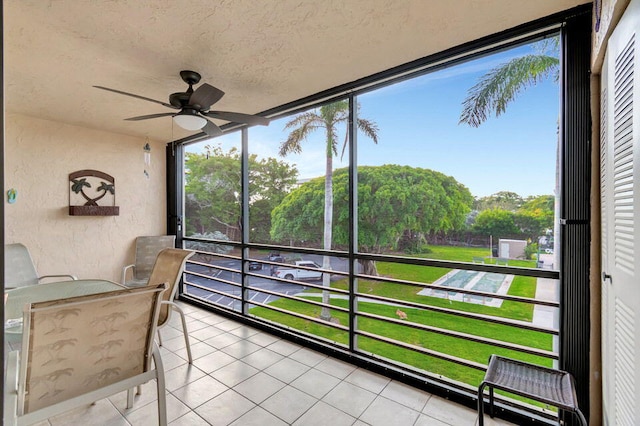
(560, 8), (592, 425)
(241, 127), (250, 315)
(166, 141), (184, 247)
(348, 94), (358, 351)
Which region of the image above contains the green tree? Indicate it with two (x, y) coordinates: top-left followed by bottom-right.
(472, 193), (554, 240)
(513, 212), (545, 239)
(475, 191), (523, 211)
(520, 194), (554, 212)
(515, 194), (554, 238)
(249, 156), (301, 242)
(185, 145), (298, 241)
(472, 208), (519, 236)
(272, 165), (473, 273)
(459, 38), (559, 127)
(279, 100), (379, 320)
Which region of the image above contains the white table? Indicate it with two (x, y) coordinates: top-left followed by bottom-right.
(4, 279), (126, 336)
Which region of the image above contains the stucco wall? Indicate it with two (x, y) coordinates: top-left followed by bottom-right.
(4, 113), (168, 282)
(592, 0), (631, 72)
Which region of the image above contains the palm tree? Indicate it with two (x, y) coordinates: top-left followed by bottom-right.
(280, 100), (379, 321)
(459, 37), (561, 263)
(459, 38), (559, 127)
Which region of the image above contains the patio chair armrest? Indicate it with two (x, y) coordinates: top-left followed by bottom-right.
(122, 264), (135, 285)
(38, 274), (77, 283)
(161, 300), (183, 310)
(160, 300), (177, 312)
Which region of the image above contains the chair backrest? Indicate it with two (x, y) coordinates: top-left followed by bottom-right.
(132, 236), (176, 280)
(18, 283), (166, 414)
(146, 248), (194, 326)
(5, 243), (39, 287)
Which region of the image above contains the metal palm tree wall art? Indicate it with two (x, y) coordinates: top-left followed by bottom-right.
(68, 170), (119, 216)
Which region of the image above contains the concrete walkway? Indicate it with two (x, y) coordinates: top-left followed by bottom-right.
(532, 276), (560, 360)
(532, 253), (559, 327)
(532, 277), (559, 328)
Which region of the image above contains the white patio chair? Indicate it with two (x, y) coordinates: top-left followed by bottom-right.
(132, 248), (194, 398)
(5, 243), (77, 288)
(4, 283), (169, 426)
(146, 248), (195, 363)
(122, 235), (176, 287)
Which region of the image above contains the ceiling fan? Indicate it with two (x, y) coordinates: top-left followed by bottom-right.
(94, 70), (270, 137)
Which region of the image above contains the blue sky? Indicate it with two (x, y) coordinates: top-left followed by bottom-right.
(189, 38), (560, 199)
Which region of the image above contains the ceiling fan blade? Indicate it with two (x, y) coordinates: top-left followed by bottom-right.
(202, 119), (223, 137)
(189, 83), (225, 109)
(203, 110), (270, 126)
(124, 112), (175, 121)
(94, 86), (178, 109)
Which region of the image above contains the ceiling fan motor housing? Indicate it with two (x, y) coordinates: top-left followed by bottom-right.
(169, 92), (191, 108)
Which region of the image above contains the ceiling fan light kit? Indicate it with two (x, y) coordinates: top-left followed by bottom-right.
(94, 70), (269, 137)
(173, 109), (207, 130)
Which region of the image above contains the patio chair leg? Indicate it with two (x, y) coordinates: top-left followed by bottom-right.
(152, 346), (168, 426)
(126, 388), (134, 409)
(157, 329), (163, 347)
(575, 408), (588, 426)
(477, 382), (487, 426)
(127, 385), (142, 400)
(489, 385), (495, 418)
(171, 303), (193, 364)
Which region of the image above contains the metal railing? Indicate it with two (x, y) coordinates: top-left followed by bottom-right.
(179, 238), (561, 422)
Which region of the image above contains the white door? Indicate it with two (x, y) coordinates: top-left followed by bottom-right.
(601, 1), (640, 424)
(499, 242), (509, 258)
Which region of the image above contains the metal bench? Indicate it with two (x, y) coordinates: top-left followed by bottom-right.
(478, 355), (586, 425)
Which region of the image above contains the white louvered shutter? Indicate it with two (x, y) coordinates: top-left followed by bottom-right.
(601, 1), (640, 424)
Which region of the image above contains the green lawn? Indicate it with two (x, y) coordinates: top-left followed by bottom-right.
(251, 296), (551, 385)
(249, 244), (552, 390)
(333, 246), (538, 321)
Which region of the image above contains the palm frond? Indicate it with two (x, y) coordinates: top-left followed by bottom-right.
(283, 111), (322, 130)
(340, 118), (380, 160)
(357, 118), (379, 144)
(279, 119), (323, 156)
(329, 127), (339, 157)
(320, 100), (349, 121)
(459, 54), (559, 127)
(340, 131), (349, 161)
(532, 36), (560, 56)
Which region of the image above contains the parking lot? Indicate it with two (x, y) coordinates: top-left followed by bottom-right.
(183, 255), (351, 308)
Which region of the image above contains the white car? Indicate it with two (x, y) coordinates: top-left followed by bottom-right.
(274, 261), (323, 281)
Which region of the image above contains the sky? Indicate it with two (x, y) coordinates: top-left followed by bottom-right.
(187, 37), (560, 199)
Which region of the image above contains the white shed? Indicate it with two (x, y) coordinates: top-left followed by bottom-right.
(498, 239), (527, 259)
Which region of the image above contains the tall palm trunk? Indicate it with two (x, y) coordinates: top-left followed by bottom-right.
(320, 138), (334, 321)
(279, 101), (378, 322)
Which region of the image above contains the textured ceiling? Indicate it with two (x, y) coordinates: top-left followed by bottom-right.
(5, 0), (587, 142)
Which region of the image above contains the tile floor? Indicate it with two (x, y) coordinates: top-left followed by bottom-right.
(27, 302), (516, 425)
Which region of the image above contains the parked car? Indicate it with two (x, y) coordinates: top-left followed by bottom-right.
(274, 260), (323, 281)
(268, 252), (282, 261)
(248, 261), (262, 270)
(268, 253), (285, 276)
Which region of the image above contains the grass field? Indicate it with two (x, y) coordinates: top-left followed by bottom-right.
(249, 244), (553, 390)
(334, 245), (538, 321)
